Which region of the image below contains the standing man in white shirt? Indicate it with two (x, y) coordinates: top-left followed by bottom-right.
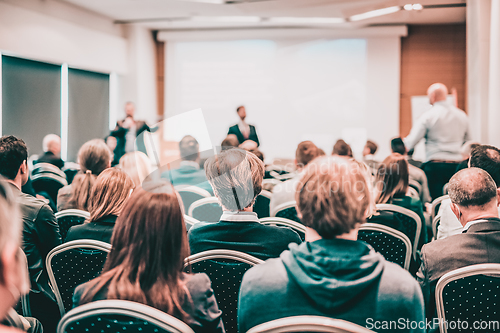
(404, 83), (470, 200)
(228, 106), (260, 148)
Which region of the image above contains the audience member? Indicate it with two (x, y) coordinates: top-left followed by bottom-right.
(417, 167), (500, 324)
(362, 139), (379, 173)
(0, 135), (62, 332)
(189, 149), (301, 260)
(35, 134), (64, 169)
(407, 148), (422, 169)
(317, 148), (326, 156)
(437, 145), (500, 239)
(391, 138), (431, 204)
(456, 141), (480, 172)
(270, 141), (319, 213)
(161, 135), (213, 194)
(228, 106), (260, 147)
(351, 158), (377, 218)
(404, 83), (470, 199)
(57, 139), (111, 211)
(332, 139), (353, 157)
(118, 151), (153, 187)
(373, 153), (427, 248)
(221, 134), (239, 150)
(105, 135), (119, 166)
(73, 183), (224, 332)
(238, 156), (424, 332)
(65, 168), (135, 243)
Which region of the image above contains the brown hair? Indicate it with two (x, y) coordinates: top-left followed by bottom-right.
(88, 168), (135, 222)
(80, 182), (191, 320)
(332, 139), (353, 157)
(365, 140), (378, 155)
(374, 153), (409, 204)
(296, 141), (319, 168)
(68, 139), (111, 211)
(296, 156), (371, 238)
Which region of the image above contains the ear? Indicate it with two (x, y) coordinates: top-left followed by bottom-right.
(496, 188), (500, 207)
(20, 160), (28, 175)
(450, 202), (461, 221)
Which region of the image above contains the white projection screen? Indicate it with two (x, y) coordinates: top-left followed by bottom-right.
(164, 33), (401, 161)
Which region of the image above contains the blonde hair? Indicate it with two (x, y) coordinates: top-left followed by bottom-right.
(350, 158), (377, 218)
(296, 156), (371, 238)
(88, 168), (135, 222)
(118, 152), (153, 187)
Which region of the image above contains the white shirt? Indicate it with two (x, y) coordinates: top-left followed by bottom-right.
(220, 210), (260, 222)
(404, 101), (470, 162)
(238, 120), (250, 139)
(125, 124), (137, 153)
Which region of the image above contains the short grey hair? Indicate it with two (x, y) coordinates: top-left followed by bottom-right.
(204, 148), (264, 211)
(42, 134), (60, 152)
(448, 167), (497, 207)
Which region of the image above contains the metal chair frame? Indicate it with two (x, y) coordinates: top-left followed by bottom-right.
(260, 217), (306, 235)
(432, 215), (441, 241)
(185, 249), (264, 267)
(55, 209), (90, 220)
(431, 195), (450, 221)
(184, 215), (200, 230)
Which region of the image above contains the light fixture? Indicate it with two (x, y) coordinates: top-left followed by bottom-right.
(268, 17), (345, 24)
(190, 16), (262, 23)
(349, 6), (401, 21)
(404, 3), (423, 11)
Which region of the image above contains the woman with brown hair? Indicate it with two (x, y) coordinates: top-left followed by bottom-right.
(65, 168), (135, 243)
(72, 181), (224, 333)
(373, 153), (427, 247)
(57, 139), (111, 211)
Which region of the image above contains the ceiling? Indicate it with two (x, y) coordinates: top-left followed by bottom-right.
(60, 0), (466, 30)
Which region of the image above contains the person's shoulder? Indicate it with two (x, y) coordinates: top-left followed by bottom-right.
(241, 257), (288, 291)
(256, 223), (301, 240)
(379, 260), (421, 294)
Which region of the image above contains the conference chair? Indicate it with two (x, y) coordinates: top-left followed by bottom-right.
(431, 195), (449, 221)
(57, 300), (195, 333)
(16, 249), (31, 317)
(432, 215), (441, 241)
(46, 240), (111, 316)
(408, 179), (422, 196)
(184, 214), (200, 231)
(260, 217), (306, 241)
(358, 223), (412, 270)
(55, 209), (90, 241)
(31, 163), (68, 206)
(253, 190), (272, 218)
(185, 249), (263, 333)
(369, 204), (422, 260)
(435, 264), (500, 333)
(188, 197), (223, 222)
(61, 162), (80, 185)
(175, 185), (211, 212)
(246, 316), (376, 333)
(271, 201), (301, 223)
(261, 178), (281, 192)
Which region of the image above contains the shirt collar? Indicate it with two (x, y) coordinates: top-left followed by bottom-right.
(220, 210), (259, 222)
(462, 217), (500, 232)
(180, 160), (200, 169)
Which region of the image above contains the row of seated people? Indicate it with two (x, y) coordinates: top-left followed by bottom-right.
(1, 134), (499, 332)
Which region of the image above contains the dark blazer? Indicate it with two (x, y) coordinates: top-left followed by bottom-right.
(65, 215), (117, 244)
(10, 184), (62, 301)
(73, 272), (225, 333)
(35, 152), (64, 169)
(188, 219), (302, 261)
(110, 119), (150, 161)
(228, 124), (260, 146)
(417, 218), (500, 321)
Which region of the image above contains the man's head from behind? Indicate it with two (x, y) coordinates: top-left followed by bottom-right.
(179, 135), (199, 162)
(332, 139), (352, 157)
(296, 141), (319, 169)
(205, 148), (264, 211)
(43, 134), (61, 156)
(363, 140), (378, 156)
(427, 83), (448, 105)
(0, 136), (28, 185)
(469, 145), (500, 187)
(391, 137), (407, 155)
(448, 168), (499, 225)
(296, 156), (371, 239)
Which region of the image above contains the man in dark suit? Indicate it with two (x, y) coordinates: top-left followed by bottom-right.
(110, 102), (150, 161)
(35, 134), (64, 169)
(417, 167), (500, 328)
(228, 106), (260, 147)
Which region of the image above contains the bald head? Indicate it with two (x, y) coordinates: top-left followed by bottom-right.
(427, 83), (448, 105)
(43, 134), (61, 156)
(449, 168), (498, 209)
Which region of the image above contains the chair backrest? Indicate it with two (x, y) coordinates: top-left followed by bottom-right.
(407, 186), (420, 199)
(31, 162), (67, 179)
(435, 264), (500, 333)
(175, 185), (211, 212)
(431, 195), (449, 221)
(183, 214), (200, 231)
(253, 190), (272, 218)
(31, 172), (68, 205)
(371, 204), (421, 259)
(57, 300), (195, 333)
(271, 201), (301, 223)
(408, 179), (422, 195)
(185, 250), (263, 333)
(46, 240), (111, 316)
(260, 217), (306, 241)
(62, 162), (81, 185)
(188, 197), (223, 222)
(55, 209), (91, 241)
(358, 223), (412, 270)
(246, 316), (376, 333)
(432, 215), (441, 241)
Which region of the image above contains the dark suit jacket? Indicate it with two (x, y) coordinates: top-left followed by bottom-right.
(110, 119), (150, 161)
(35, 152), (64, 169)
(417, 218), (500, 320)
(228, 124), (260, 146)
(65, 215), (117, 244)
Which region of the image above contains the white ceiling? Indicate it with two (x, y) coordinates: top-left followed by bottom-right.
(61, 0), (466, 30)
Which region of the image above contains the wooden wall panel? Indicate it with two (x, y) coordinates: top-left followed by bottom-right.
(400, 24), (466, 137)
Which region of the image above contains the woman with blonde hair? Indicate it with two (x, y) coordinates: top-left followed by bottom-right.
(65, 168), (135, 243)
(118, 151), (153, 187)
(57, 139), (111, 211)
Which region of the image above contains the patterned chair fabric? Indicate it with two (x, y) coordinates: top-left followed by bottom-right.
(253, 191), (271, 219)
(436, 264), (500, 333)
(46, 240), (111, 316)
(57, 300), (194, 333)
(188, 198), (223, 222)
(260, 217), (306, 241)
(358, 223), (412, 270)
(55, 209), (90, 241)
(271, 202), (301, 224)
(31, 173), (67, 206)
